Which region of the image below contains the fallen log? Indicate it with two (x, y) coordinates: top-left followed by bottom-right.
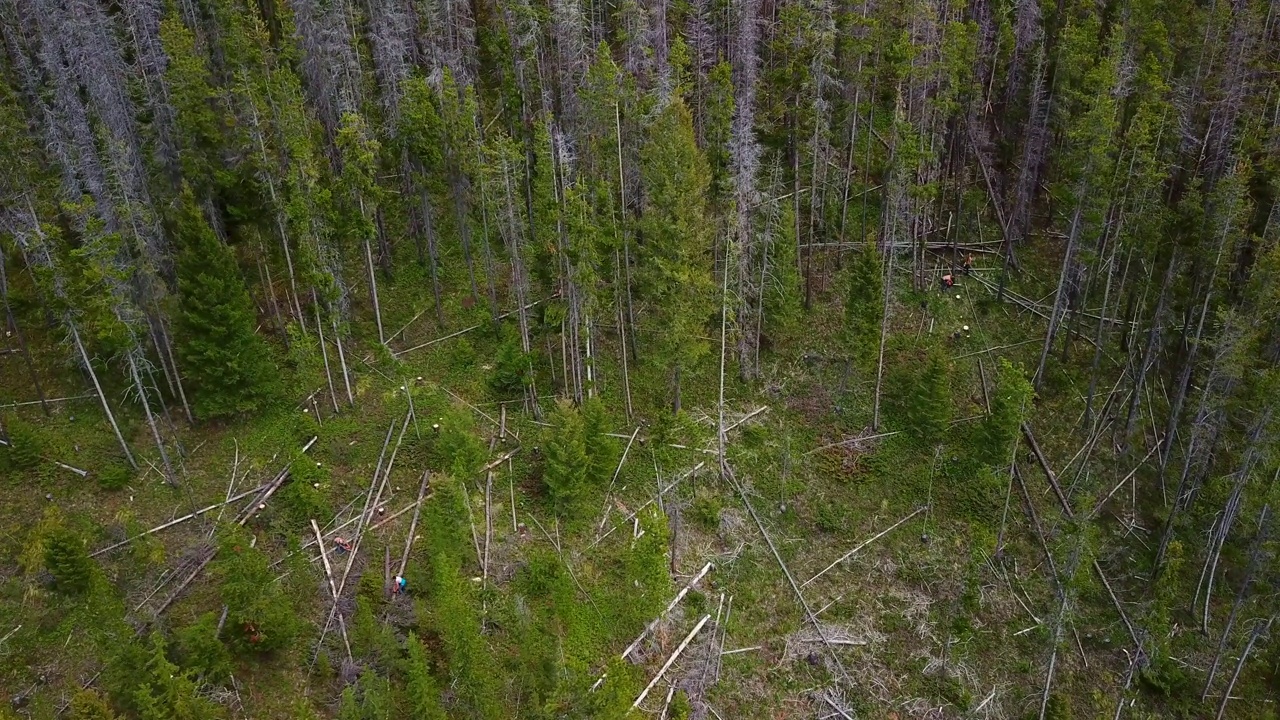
(631, 614), (712, 710)
(802, 507), (927, 587)
(91, 482), (270, 557)
(622, 562), (714, 659)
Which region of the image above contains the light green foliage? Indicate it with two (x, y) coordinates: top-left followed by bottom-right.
(97, 461), (132, 491)
(5, 418), (43, 470)
(616, 507), (673, 629)
(159, 16), (223, 189)
(764, 195), (803, 338)
(174, 191), (280, 419)
(334, 112), (383, 249)
(542, 399), (592, 518)
(68, 690), (118, 720)
(581, 397), (617, 486)
(43, 527), (91, 593)
(638, 99), (714, 406)
(435, 405), (487, 480)
(212, 528), (298, 654)
(974, 359), (1033, 466)
(275, 451), (328, 528)
(174, 613), (233, 684)
(417, 474), (472, 573)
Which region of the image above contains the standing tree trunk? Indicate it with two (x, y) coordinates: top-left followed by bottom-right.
(1121, 250), (1178, 453)
(313, 289), (340, 413)
(126, 347), (175, 485)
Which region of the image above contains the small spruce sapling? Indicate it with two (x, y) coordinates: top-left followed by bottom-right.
(44, 527), (92, 593)
(974, 359), (1033, 466)
(894, 346), (952, 445)
(5, 417), (43, 470)
(543, 400), (591, 519)
(68, 690), (118, 720)
(174, 612), (233, 684)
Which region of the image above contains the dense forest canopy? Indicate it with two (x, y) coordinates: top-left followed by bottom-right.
(0, 0), (1278, 717)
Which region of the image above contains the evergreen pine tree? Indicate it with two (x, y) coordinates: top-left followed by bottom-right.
(174, 612), (233, 684)
(212, 528), (298, 654)
(5, 418), (44, 470)
(404, 633), (448, 720)
(173, 191), (279, 419)
(133, 633), (224, 720)
(974, 359), (1034, 466)
(543, 400), (591, 518)
(638, 99), (714, 412)
(894, 347), (952, 445)
(44, 527), (91, 593)
(580, 396), (616, 485)
(845, 246), (884, 368)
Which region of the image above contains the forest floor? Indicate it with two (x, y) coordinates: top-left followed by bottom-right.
(0, 244), (1204, 719)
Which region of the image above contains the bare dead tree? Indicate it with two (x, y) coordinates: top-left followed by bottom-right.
(1202, 504), (1270, 701)
(729, 0), (762, 379)
(366, 0), (414, 124)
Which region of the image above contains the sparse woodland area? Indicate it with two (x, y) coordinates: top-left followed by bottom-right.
(1, 0), (1279, 717)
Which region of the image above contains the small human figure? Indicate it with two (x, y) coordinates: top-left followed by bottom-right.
(334, 536), (352, 554)
(393, 575), (407, 594)
(963, 254), (974, 274)
(942, 274), (954, 289)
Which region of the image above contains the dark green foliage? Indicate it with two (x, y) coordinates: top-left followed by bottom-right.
(44, 527), (91, 593)
(97, 461), (132, 491)
(173, 191), (279, 419)
(133, 633), (224, 720)
(212, 528), (298, 654)
(845, 247), (885, 367)
(974, 360), (1033, 466)
(489, 331), (531, 397)
(420, 553), (504, 720)
(689, 490), (723, 530)
(337, 671), (392, 720)
(5, 418), (43, 470)
(404, 632), (448, 720)
(174, 613), (233, 684)
(888, 345), (952, 445)
(349, 597), (399, 669)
